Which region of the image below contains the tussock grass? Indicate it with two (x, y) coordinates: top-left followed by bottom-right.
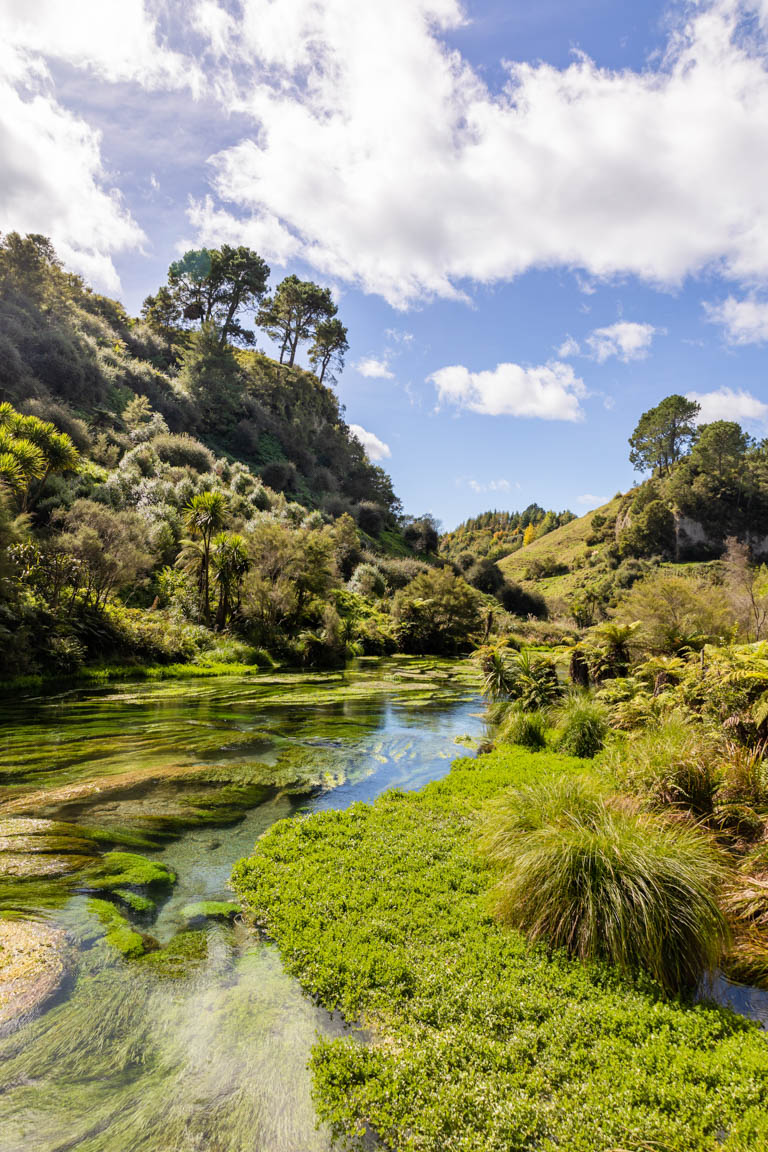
(603, 716), (722, 814)
(552, 692), (609, 758)
(495, 705), (547, 750)
(481, 778), (729, 995)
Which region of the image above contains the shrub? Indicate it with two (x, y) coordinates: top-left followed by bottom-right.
(499, 580), (548, 618)
(393, 568), (481, 655)
(481, 778), (729, 995)
(355, 501), (386, 536)
(348, 562), (386, 598)
(554, 693), (609, 758)
(150, 433), (214, 472)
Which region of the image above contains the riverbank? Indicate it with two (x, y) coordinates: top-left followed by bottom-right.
(232, 744), (768, 1152)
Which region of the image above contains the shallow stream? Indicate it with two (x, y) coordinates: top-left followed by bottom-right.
(0, 658), (484, 1152)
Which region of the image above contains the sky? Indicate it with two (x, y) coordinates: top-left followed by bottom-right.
(1, 0), (768, 529)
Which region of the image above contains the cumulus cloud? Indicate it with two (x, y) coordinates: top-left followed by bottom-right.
(354, 357), (395, 380)
(578, 493), (609, 507)
(0, 0), (200, 90)
(348, 424), (392, 461)
(0, 45), (144, 289)
(586, 321), (659, 363)
(429, 361), (586, 421)
(704, 295), (768, 343)
(557, 336), (581, 358)
(186, 0), (768, 305)
(686, 387), (768, 430)
(0, 0), (201, 289)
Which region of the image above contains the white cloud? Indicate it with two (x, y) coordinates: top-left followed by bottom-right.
(429, 361), (586, 421)
(0, 1), (200, 91)
(586, 321), (659, 363)
(686, 387), (768, 431)
(0, 45), (144, 289)
(467, 478), (512, 494)
(0, 1), (203, 290)
(348, 424), (392, 461)
(354, 357), (394, 380)
(704, 295), (768, 343)
(557, 336), (581, 358)
(578, 493), (609, 507)
(188, 0), (768, 305)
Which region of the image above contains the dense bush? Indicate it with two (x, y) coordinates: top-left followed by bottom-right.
(150, 434), (214, 472)
(392, 568), (481, 654)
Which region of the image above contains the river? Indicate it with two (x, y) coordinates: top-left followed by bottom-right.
(0, 657), (484, 1152)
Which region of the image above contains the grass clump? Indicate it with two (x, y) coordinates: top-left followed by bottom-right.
(604, 716), (722, 815)
(553, 692), (608, 758)
(232, 747), (768, 1152)
(481, 777), (729, 995)
(495, 704), (547, 750)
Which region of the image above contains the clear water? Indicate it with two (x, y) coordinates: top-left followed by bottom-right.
(0, 658), (484, 1152)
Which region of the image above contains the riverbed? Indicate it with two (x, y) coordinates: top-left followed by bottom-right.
(0, 658), (484, 1152)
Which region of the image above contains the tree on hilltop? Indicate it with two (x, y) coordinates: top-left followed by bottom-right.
(629, 395), (700, 475)
(257, 275), (337, 367)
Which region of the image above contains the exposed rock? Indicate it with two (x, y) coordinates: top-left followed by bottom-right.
(0, 919), (70, 1035)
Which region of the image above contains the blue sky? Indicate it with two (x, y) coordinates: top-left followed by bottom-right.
(2, 0), (768, 528)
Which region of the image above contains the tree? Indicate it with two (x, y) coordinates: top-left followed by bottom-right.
(140, 285), (182, 335)
(722, 537), (768, 641)
(629, 395), (700, 475)
(54, 500), (152, 609)
(308, 318), (349, 384)
(210, 531), (250, 630)
(178, 322), (245, 424)
(158, 246), (270, 347)
(690, 421), (750, 483)
(0, 404), (79, 511)
(618, 573), (732, 655)
(181, 490), (229, 625)
(392, 568), (481, 655)
(257, 275), (337, 366)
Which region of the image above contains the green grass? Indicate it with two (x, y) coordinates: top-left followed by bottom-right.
(232, 746), (768, 1152)
(481, 777), (728, 995)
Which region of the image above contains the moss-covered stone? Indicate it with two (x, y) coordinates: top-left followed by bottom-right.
(86, 899), (157, 959)
(181, 901), (241, 925)
(137, 930), (209, 978)
(83, 852), (176, 895)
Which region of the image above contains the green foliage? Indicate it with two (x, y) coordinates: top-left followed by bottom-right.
(602, 717), (723, 815)
(553, 692), (609, 757)
(232, 747), (768, 1151)
(392, 567), (481, 654)
(482, 777), (728, 995)
(629, 394), (701, 475)
(256, 274), (337, 367)
(496, 704), (548, 749)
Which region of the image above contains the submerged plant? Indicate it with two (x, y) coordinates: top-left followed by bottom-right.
(481, 778), (729, 995)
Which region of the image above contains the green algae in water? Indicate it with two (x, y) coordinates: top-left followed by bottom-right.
(86, 898), (153, 959)
(0, 658), (485, 1151)
(83, 851), (176, 894)
(181, 900), (241, 924)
